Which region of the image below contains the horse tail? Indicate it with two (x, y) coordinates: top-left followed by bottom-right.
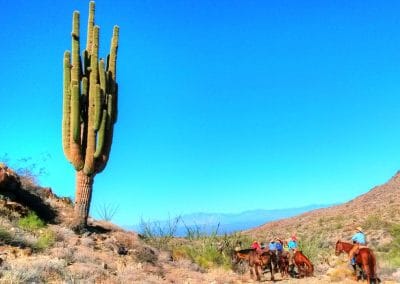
(368, 249), (380, 282)
(305, 257), (314, 276)
(300, 252), (314, 276)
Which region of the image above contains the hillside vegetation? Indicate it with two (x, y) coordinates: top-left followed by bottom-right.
(0, 163), (399, 283)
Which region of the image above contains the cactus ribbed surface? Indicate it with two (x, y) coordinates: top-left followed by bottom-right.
(62, 1), (119, 230)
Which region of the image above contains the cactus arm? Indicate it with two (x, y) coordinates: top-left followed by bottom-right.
(71, 11), (81, 83)
(114, 83), (118, 123)
(82, 50), (90, 76)
(62, 51), (72, 161)
(95, 93), (114, 173)
(94, 84), (102, 131)
(99, 59), (106, 97)
(83, 25), (99, 175)
(70, 80), (81, 143)
(108, 26), (119, 78)
(68, 11), (84, 170)
(70, 11), (81, 142)
(86, 1), (95, 53)
(94, 109), (107, 158)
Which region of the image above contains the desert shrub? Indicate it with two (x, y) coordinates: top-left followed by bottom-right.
(171, 246), (189, 261)
(135, 246), (158, 264)
(139, 216), (253, 270)
(180, 232), (250, 271)
(384, 223), (400, 267)
(363, 214), (389, 230)
(96, 203), (119, 221)
(5, 155), (48, 187)
(34, 229), (56, 250)
(328, 265), (354, 282)
(1, 257), (65, 283)
(18, 212), (45, 232)
(0, 226), (13, 243)
(139, 216), (181, 250)
(298, 232), (330, 263)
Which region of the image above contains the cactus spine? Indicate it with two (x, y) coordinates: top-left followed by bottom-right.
(62, 1), (119, 230)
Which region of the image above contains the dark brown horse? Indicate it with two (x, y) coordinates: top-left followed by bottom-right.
(232, 249), (274, 281)
(232, 248), (252, 263)
(335, 240), (380, 284)
(277, 251), (290, 278)
(232, 248), (252, 275)
(293, 251), (314, 277)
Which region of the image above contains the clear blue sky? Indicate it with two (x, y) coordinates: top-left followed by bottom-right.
(1, 0), (400, 226)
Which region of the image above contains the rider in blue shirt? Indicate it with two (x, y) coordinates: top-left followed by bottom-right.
(275, 239), (283, 253)
(352, 231), (366, 245)
(349, 227), (366, 266)
(288, 239), (298, 250)
(269, 241), (277, 251)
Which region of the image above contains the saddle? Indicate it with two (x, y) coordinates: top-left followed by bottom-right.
(354, 244), (367, 256)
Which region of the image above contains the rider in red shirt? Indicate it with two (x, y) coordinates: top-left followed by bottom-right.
(251, 241), (261, 250)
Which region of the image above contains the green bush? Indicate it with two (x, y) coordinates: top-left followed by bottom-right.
(0, 227), (13, 243)
(34, 229), (56, 250)
(18, 212), (45, 232)
(362, 214), (389, 230)
(298, 232), (330, 263)
(139, 217), (253, 271)
(384, 223), (400, 267)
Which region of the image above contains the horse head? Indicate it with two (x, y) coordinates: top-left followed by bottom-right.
(335, 240), (343, 256)
(231, 250), (240, 264)
(335, 240), (346, 256)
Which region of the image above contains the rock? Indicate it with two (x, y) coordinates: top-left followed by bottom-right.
(0, 165), (20, 191)
(117, 246), (128, 255)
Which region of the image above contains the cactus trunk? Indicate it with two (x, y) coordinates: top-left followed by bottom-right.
(74, 171), (94, 229)
(62, 1), (119, 231)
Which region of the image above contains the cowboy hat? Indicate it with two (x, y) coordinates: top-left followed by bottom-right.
(355, 226), (363, 232)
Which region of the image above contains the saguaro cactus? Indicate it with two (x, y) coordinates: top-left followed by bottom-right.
(62, 1), (119, 230)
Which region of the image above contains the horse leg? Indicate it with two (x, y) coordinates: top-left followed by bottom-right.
(362, 263), (370, 284)
(268, 263), (274, 281)
(352, 264), (358, 281)
(249, 265), (254, 279)
(255, 264), (261, 281)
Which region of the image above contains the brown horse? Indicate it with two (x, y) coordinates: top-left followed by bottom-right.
(232, 248), (252, 263)
(232, 248), (252, 275)
(232, 249), (274, 281)
(335, 240), (380, 284)
(293, 251), (314, 277)
(277, 251), (290, 278)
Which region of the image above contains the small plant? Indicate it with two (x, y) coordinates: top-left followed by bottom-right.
(363, 214), (389, 230)
(0, 226), (13, 243)
(383, 223), (400, 267)
(18, 212), (45, 232)
(298, 232), (330, 264)
(135, 246), (158, 264)
(96, 202), (119, 221)
(139, 216), (181, 249)
(34, 229), (56, 250)
(139, 216), (251, 270)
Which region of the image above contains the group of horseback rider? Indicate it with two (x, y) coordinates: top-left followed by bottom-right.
(248, 233), (299, 273)
(244, 226), (366, 272)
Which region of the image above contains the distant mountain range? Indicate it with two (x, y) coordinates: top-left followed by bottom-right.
(125, 204), (332, 236)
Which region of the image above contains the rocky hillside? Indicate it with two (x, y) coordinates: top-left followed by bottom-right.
(248, 171), (400, 240)
(246, 171), (400, 282)
(0, 164), (241, 283)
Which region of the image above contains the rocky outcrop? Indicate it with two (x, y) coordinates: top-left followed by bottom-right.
(0, 163), (21, 191)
